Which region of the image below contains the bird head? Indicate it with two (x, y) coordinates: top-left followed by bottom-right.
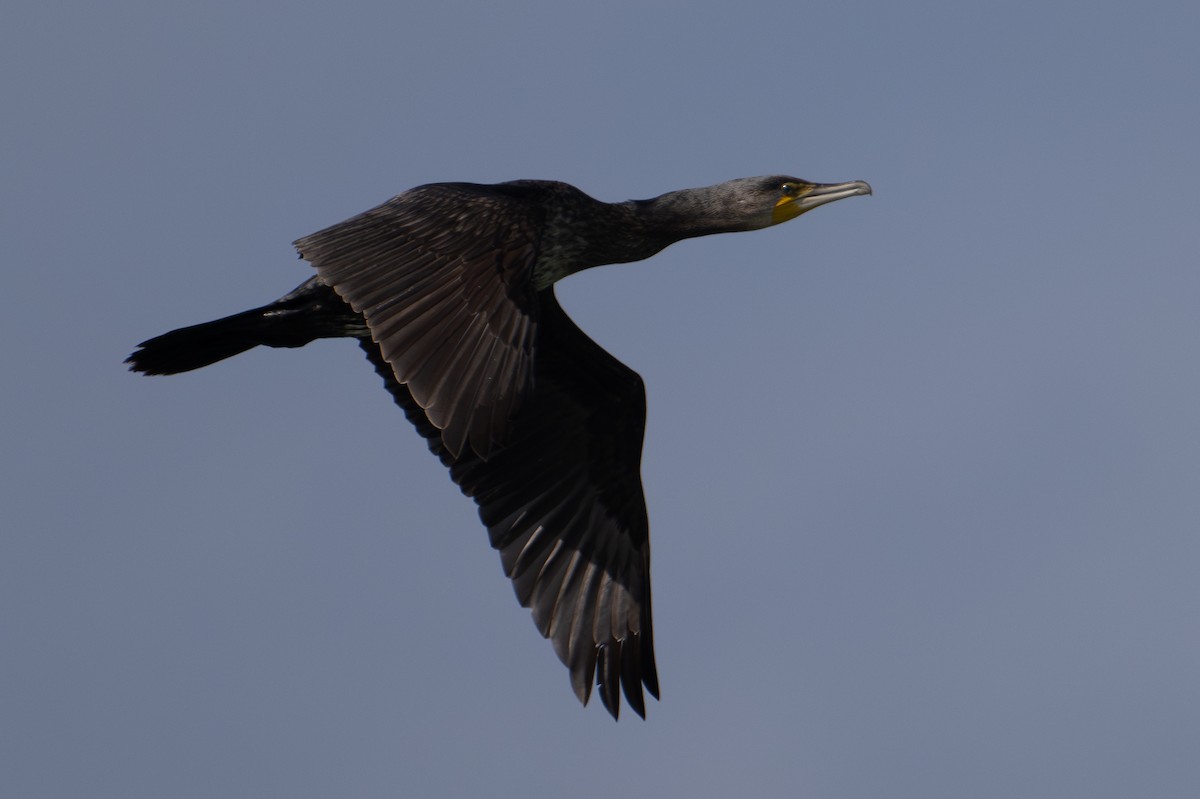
(767, 177), (873, 226)
(649, 176), (872, 235)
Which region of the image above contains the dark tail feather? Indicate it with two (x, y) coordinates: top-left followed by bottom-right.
(125, 307), (281, 375)
(126, 277), (368, 375)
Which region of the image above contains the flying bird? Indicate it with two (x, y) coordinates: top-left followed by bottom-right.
(126, 175), (871, 718)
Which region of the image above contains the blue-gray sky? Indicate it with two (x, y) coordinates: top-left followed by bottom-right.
(3, 2), (1198, 797)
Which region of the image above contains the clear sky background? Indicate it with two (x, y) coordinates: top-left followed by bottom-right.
(3, 2), (1198, 797)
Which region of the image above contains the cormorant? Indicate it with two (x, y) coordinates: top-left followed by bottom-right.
(126, 175), (872, 719)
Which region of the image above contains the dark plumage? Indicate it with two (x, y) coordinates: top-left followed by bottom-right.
(127, 175), (871, 718)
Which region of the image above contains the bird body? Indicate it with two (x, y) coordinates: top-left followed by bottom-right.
(127, 175), (871, 718)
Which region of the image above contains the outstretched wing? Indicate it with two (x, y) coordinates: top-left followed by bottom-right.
(360, 289), (658, 719)
(296, 183), (544, 460)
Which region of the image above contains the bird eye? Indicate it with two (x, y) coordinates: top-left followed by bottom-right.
(780, 182), (800, 197)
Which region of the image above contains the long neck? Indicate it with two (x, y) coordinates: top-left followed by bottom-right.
(628, 188), (762, 241)
(532, 184), (754, 288)
(572, 192), (752, 264)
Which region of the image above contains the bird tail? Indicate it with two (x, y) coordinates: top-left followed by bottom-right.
(125, 307), (285, 375)
(126, 277), (366, 375)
